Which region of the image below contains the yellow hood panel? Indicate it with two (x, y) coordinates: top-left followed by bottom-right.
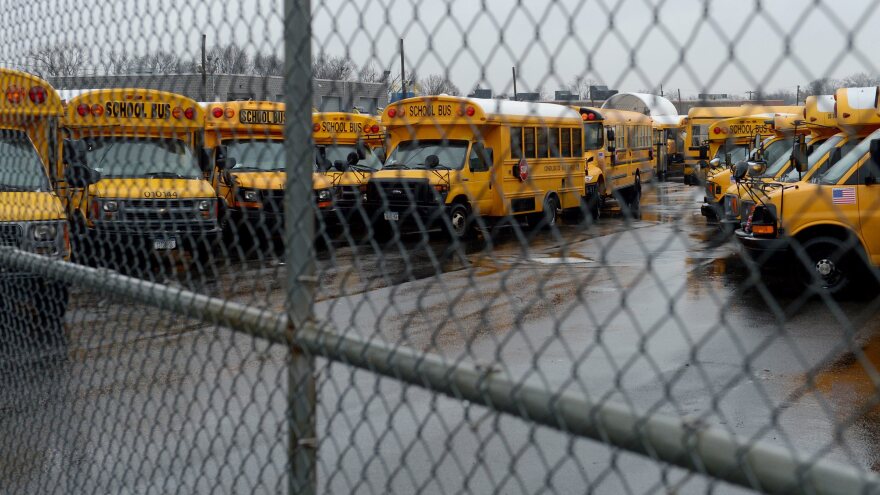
(232, 171), (286, 190)
(0, 192), (65, 221)
(89, 178), (215, 199)
(313, 170), (374, 188)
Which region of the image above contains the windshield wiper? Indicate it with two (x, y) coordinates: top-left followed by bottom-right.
(0, 185), (37, 192)
(383, 163), (410, 169)
(347, 164), (374, 171)
(143, 172), (192, 179)
(231, 166), (276, 172)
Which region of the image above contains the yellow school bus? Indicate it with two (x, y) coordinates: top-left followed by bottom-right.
(653, 114), (687, 181)
(203, 101), (285, 235)
(368, 96), (583, 238)
(59, 89), (219, 260)
(736, 86), (880, 294)
(718, 95), (844, 227)
(0, 69), (70, 345)
(578, 107), (654, 217)
(683, 105), (802, 185)
(700, 112), (804, 219)
(312, 112), (385, 225)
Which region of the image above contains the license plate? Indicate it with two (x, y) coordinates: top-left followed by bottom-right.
(384, 211), (399, 221)
(153, 238), (178, 250)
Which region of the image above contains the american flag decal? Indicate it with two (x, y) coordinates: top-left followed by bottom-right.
(832, 187), (856, 205)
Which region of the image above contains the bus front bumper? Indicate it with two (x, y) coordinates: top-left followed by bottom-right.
(734, 229), (790, 263)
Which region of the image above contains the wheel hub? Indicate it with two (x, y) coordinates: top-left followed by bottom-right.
(452, 212), (465, 233)
(816, 259), (835, 278)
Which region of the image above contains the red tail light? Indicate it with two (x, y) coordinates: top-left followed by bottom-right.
(388, 108), (397, 118)
(184, 107), (195, 120)
(28, 86), (46, 104)
(370, 124), (380, 133)
(212, 107), (224, 118)
(465, 106), (475, 117)
(76, 104), (90, 116)
(6, 87), (23, 104)
(312, 123), (321, 132)
(713, 127), (722, 134)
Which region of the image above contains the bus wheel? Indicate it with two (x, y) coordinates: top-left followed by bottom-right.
(799, 237), (854, 295)
(542, 195), (559, 229)
(447, 203), (471, 240)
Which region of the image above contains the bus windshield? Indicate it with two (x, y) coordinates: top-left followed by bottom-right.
(816, 128), (880, 185)
(713, 144), (749, 164)
(0, 129), (50, 191)
(780, 135), (842, 183)
(385, 140), (468, 170)
(85, 137), (201, 179)
(583, 123), (604, 151)
(757, 137), (794, 177)
(225, 140), (285, 172)
(314, 142), (382, 171)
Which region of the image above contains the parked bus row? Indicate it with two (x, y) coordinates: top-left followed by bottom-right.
(691, 86), (880, 295)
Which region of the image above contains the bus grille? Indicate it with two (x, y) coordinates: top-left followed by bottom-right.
(0, 224), (22, 247)
(367, 180), (435, 206)
(111, 199), (215, 232)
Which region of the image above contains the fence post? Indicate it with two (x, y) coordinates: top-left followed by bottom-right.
(284, 0), (316, 494)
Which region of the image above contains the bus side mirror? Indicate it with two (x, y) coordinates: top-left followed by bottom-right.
(870, 139), (880, 168)
(216, 145), (235, 170)
(754, 133), (762, 151)
(606, 128), (615, 143)
(792, 138), (809, 172)
(698, 145), (708, 159)
(62, 138), (88, 167)
(199, 147), (212, 173)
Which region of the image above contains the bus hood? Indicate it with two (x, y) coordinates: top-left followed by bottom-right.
(313, 170), (374, 188)
(231, 171), (286, 190)
(0, 192), (66, 221)
(369, 169), (453, 185)
(89, 178), (216, 199)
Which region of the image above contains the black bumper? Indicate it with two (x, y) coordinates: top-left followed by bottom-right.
(734, 229), (790, 263)
(88, 226), (222, 251)
(701, 201), (720, 220)
(367, 202), (453, 231)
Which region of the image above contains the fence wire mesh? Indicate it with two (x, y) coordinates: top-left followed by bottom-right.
(1, 0), (880, 493)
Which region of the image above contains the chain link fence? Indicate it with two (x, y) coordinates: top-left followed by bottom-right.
(1, 0), (880, 493)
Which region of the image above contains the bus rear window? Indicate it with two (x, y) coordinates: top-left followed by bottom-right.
(583, 123), (603, 151)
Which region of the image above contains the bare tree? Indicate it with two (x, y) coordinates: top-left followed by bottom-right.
(419, 74), (460, 95)
(569, 75), (599, 100)
(254, 52), (283, 76)
(804, 77), (838, 97)
(357, 62), (380, 83)
(312, 53), (355, 80)
(207, 44), (252, 74)
(840, 72), (880, 88)
(388, 70), (419, 95)
(131, 51), (184, 74)
(28, 43), (87, 77)
(757, 88), (798, 104)
(103, 51), (133, 75)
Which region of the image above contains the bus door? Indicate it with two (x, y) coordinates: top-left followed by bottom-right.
(858, 148), (880, 262)
(464, 137), (494, 215)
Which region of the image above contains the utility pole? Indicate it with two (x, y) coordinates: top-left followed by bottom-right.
(399, 38), (406, 99)
(677, 89), (682, 114)
(796, 85), (800, 105)
(660, 84), (664, 97)
(201, 34), (207, 101)
(746, 90), (757, 101)
(512, 66), (517, 101)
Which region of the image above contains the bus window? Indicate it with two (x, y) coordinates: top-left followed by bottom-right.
(691, 124), (707, 147)
(573, 127), (582, 154)
(510, 127), (523, 158)
(549, 128), (560, 157)
(583, 123), (603, 150)
(538, 128), (549, 157)
(524, 128), (536, 158)
(561, 128), (572, 157)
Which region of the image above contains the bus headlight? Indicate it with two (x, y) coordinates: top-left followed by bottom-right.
(102, 200), (119, 212)
(32, 223), (58, 242)
(198, 199), (212, 211)
(242, 190), (260, 202)
(316, 189), (333, 202)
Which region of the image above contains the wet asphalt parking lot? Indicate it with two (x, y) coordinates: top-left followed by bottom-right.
(2, 180), (880, 494)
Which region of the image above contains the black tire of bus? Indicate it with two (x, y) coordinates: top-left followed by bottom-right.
(446, 203), (472, 240)
(541, 195), (559, 230)
(797, 236), (860, 296)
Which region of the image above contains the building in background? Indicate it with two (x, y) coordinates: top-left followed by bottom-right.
(50, 74), (389, 113)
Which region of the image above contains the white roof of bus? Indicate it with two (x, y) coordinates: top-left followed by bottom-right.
(844, 87), (876, 109)
(601, 92), (679, 117)
(467, 98), (580, 120)
(652, 114), (687, 125)
(57, 89), (102, 102)
(815, 95), (835, 113)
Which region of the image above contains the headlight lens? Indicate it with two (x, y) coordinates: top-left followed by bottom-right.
(198, 199), (211, 211)
(317, 189), (333, 202)
(102, 200), (118, 212)
(32, 223), (57, 241)
(242, 190), (260, 202)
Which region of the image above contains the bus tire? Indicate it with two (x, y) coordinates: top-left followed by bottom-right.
(446, 203), (471, 240)
(541, 195), (559, 230)
(798, 236), (857, 295)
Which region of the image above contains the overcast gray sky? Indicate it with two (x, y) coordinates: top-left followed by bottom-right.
(5, 0), (880, 97)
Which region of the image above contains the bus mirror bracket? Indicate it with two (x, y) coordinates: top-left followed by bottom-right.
(698, 145), (708, 159)
(792, 137), (809, 173)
